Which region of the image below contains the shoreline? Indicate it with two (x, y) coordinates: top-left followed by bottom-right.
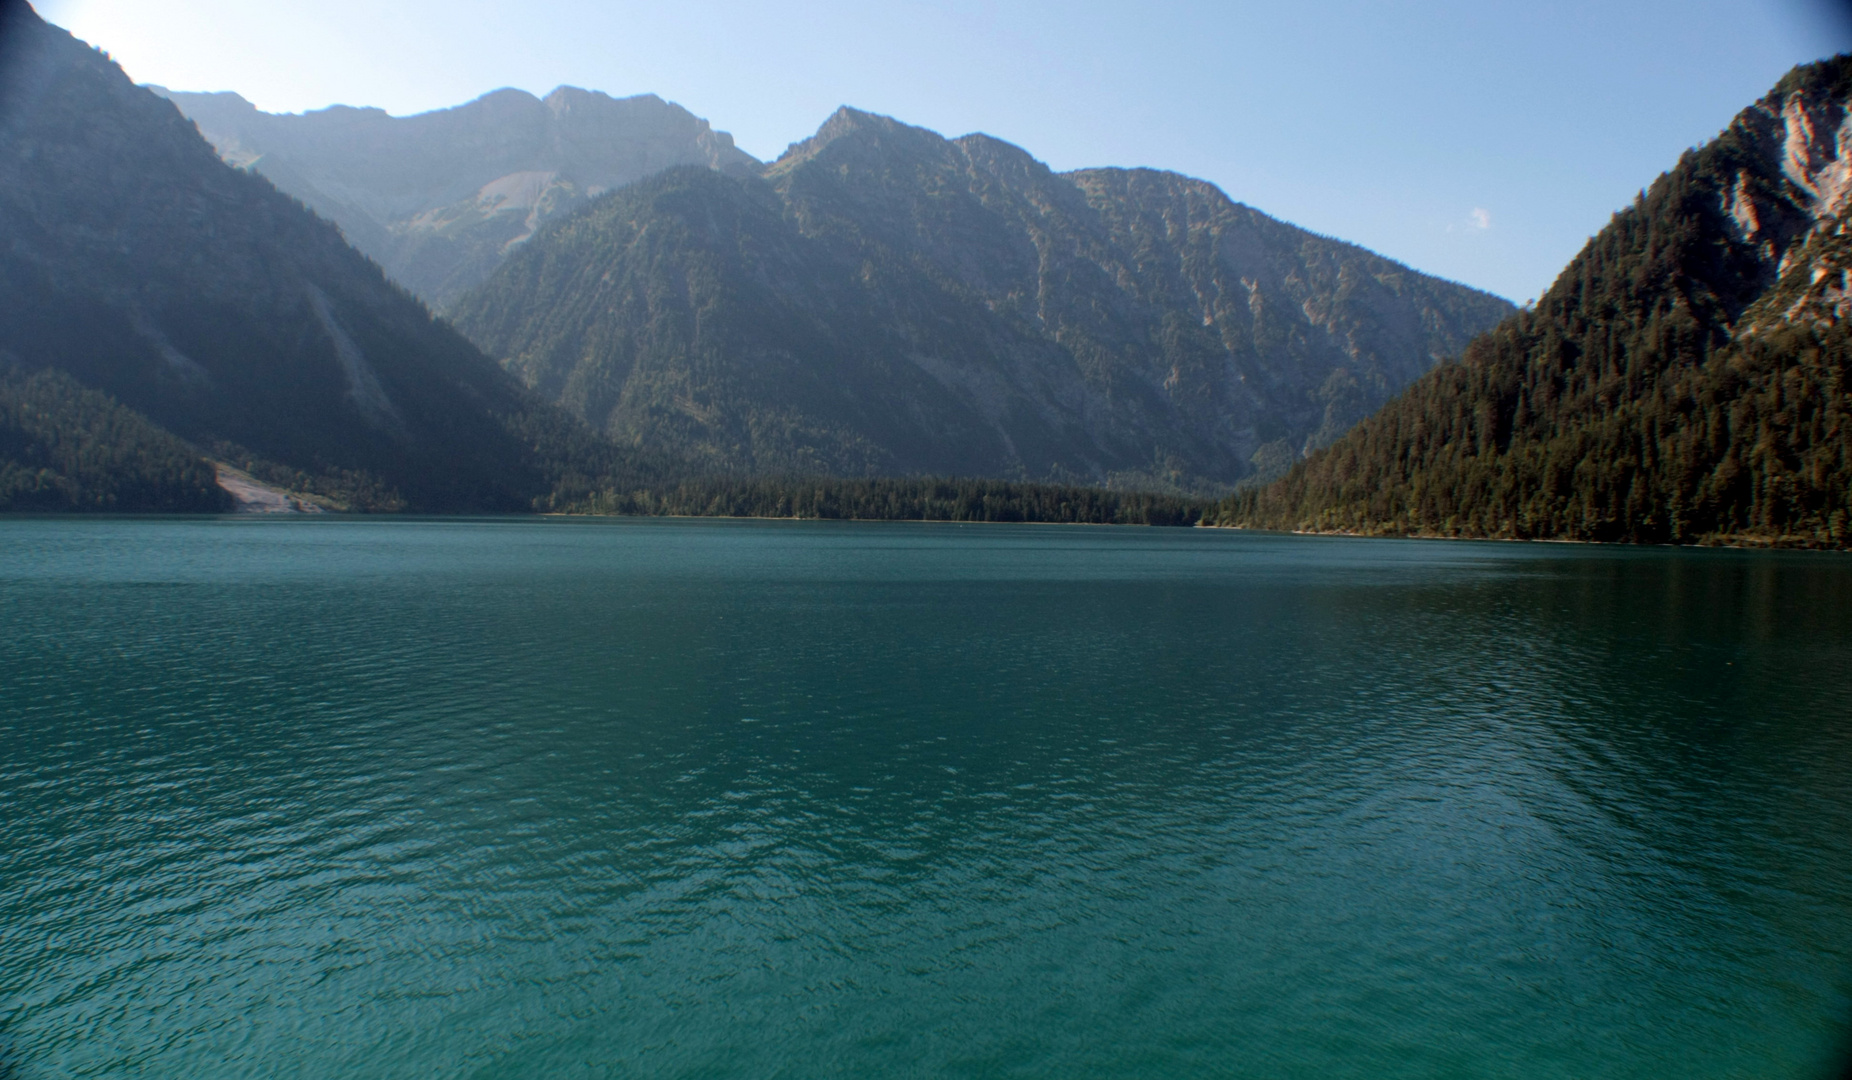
(1207, 521), (1851, 552)
(3, 508), (1847, 552)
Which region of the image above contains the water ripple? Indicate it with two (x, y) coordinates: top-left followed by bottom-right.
(1, 519), (1849, 1077)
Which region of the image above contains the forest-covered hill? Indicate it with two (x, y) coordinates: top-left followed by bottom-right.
(1218, 56), (1852, 548)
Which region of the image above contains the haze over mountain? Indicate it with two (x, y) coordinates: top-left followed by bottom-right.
(1221, 56), (1852, 546)
(0, 5), (617, 512)
(155, 85), (759, 308)
(452, 108), (1513, 491)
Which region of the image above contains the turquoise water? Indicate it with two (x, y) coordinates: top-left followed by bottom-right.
(2, 518), (1850, 1079)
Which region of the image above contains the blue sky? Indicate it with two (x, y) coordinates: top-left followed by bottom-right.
(34, 0), (1852, 302)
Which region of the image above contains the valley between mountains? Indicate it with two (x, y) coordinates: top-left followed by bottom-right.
(1, 1), (1848, 546)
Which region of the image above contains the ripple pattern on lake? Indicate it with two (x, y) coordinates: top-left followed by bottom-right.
(2, 518), (1850, 1078)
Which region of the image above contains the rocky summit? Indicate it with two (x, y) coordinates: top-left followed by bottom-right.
(451, 108), (1514, 491)
(156, 85), (759, 308)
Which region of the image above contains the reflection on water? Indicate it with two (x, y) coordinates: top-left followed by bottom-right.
(1, 519), (1849, 1078)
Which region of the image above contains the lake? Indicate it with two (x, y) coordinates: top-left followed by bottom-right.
(2, 517), (1849, 1078)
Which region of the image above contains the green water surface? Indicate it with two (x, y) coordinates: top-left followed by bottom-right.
(1, 518), (1849, 1078)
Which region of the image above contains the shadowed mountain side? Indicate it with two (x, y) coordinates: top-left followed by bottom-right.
(453, 108), (1513, 491)
(0, 362), (230, 512)
(155, 84), (760, 308)
(1218, 56), (1852, 547)
(0, 6), (617, 511)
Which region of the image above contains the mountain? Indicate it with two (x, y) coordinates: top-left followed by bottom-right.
(154, 85), (760, 308)
(0, 4), (611, 512)
(1219, 56), (1852, 547)
(450, 108), (1513, 491)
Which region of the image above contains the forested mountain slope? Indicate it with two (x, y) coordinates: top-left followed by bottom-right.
(0, 5), (609, 511)
(157, 85), (759, 308)
(1220, 56), (1852, 547)
(0, 362), (229, 512)
(452, 108), (1513, 492)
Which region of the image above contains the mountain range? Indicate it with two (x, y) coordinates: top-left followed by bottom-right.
(1218, 55), (1852, 547)
(447, 109), (1512, 490)
(6, 0), (1849, 546)
(147, 51), (1515, 493)
(0, 3), (1191, 523)
(154, 85), (759, 310)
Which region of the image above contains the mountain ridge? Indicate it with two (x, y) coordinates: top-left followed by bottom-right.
(154, 83), (760, 307)
(454, 105), (1513, 491)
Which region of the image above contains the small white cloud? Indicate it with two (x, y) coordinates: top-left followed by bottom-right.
(1469, 208), (1492, 230)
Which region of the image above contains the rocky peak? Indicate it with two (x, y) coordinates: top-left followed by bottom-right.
(810, 105), (908, 143)
(156, 80), (762, 307)
(454, 87), (548, 122)
(1716, 56), (1852, 280)
(769, 107), (946, 174)
(543, 85), (614, 114)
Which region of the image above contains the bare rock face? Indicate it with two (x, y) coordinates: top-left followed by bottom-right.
(153, 85), (760, 308)
(453, 107), (1514, 491)
(1725, 66), (1852, 333)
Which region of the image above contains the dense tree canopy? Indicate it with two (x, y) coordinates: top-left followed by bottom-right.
(0, 364), (229, 513)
